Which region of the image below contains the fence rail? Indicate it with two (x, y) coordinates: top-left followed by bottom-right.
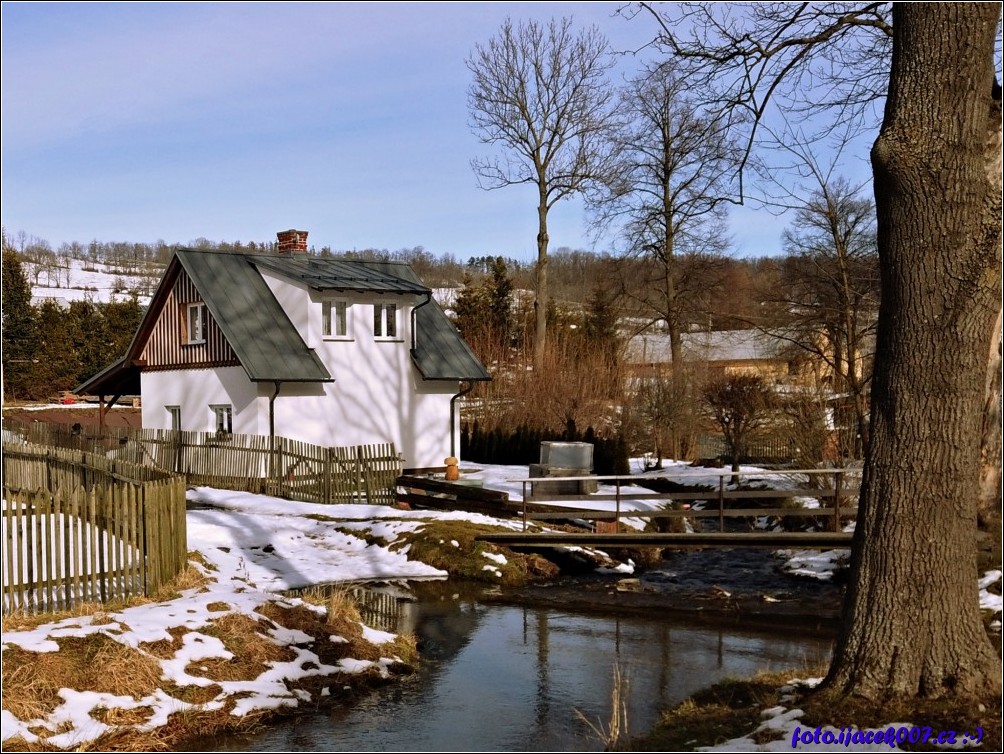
(516, 467), (861, 533)
(2, 443), (187, 615)
(3, 418), (402, 506)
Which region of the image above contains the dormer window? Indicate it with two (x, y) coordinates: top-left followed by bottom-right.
(374, 302), (398, 339)
(184, 302), (206, 344)
(322, 300), (348, 338)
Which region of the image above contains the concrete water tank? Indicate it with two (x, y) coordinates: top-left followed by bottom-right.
(539, 441), (593, 471)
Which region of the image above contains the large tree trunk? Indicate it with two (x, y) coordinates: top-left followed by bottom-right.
(825, 4), (1002, 700)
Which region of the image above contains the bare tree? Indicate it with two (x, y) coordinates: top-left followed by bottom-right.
(591, 61), (735, 365)
(467, 17), (615, 369)
(702, 373), (773, 483)
(641, 1), (1002, 704)
(759, 163), (879, 457)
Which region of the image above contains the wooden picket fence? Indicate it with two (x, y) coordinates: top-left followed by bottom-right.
(3, 419), (402, 506)
(2, 443), (187, 614)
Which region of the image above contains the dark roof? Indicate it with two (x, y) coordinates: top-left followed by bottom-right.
(78, 250), (488, 393)
(175, 250), (331, 382)
(251, 255), (431, 295)
(355, 262), (490, 382)
(412, 302), (492, 381)
(75, 356), (141, 397)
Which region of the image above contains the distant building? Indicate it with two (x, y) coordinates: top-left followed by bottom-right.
(624, 328), (805, 383)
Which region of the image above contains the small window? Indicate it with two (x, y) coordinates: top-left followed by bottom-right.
(374, 302), (397, 339)
(322, 301), (348, 338)
(185, 302), (206, 344)
(211, 404), (232, 434)
(166, 405), (181, 431)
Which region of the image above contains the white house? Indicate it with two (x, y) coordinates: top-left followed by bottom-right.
(76, 230), (490, 469)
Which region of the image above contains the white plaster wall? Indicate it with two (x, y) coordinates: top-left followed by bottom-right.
(262, 365), (457, 468)
(142, 367), (263, 434)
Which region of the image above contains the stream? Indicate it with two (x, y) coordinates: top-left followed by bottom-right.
(193, 580), (834, 752)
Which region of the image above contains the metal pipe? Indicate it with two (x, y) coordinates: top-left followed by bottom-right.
(269, 381), (281, 478)
(269, 381), (281, 440)
(410, 292), (432, 354)
(449, 380), (476, 458)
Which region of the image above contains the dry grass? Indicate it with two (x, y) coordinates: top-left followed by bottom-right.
(258, 594), (418, 667)
(2, 635), (164, 723)
(1, 551), (423, 752)
(633, 660), (1002, 753)
(392, 519), (544, 586)
(188, 613), (297, 682)
(799, 691), (1003, 752)
(576, 663), (630, 750)
(138, 625), (188, 659)
(632, 668), (802, 751)
(323, 587), (364, 627)
(90, 706), (154, 726)
(150, 561), (212, 600)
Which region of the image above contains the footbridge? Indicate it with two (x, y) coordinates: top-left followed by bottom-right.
(400, 467), (860, 550)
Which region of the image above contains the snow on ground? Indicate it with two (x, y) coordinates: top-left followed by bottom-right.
(185, 485), (547, 590)
(0, 484), (544, 749)
(31, 258), (156, 307)
(3, 467), (998, 749)
(461, 461), (672, 530)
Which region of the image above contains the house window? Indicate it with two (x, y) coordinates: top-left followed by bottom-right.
(166, 405), (181, 431)
(374, 302), (397, 339)
(185, 302), (206, 344)
(322, 301), (348, 338)
(211, 404), (232, 434)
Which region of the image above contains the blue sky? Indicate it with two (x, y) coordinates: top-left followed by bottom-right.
(2, 2), (870, 261)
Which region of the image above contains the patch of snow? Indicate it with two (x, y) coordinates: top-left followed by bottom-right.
(979, 570), (1002, 614)
(360, 625), (397, 645)
(777, 549), (849, 582)
(482, 551), (508, 566)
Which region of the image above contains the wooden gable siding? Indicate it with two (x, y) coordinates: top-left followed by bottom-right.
(140, 269), (239, 371)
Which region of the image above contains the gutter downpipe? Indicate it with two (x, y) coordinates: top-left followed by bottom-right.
(269, 381), (281, 479)
(450, 381), (476, 458)
(410, 292), (433, 354)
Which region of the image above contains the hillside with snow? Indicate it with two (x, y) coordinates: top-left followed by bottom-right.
(30, 258), (160, 308)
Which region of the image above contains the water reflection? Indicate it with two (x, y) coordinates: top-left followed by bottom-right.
(197, 583), (832, 752)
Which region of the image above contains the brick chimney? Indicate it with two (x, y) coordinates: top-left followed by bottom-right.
(276, 229), (308, 255)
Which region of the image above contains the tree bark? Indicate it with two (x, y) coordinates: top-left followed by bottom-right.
(534, 189), (549, 371)
(825, 4), (1002, 700)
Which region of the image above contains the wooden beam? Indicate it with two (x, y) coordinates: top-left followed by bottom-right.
(475, 531), (854, 548)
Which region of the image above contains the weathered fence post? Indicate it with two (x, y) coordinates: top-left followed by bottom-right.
(718, 475), (725, 532)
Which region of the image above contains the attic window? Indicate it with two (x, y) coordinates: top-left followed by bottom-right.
(322, 301), (348, 338)
(184, 302), (206, 345)
(374, 303), (397, 339)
